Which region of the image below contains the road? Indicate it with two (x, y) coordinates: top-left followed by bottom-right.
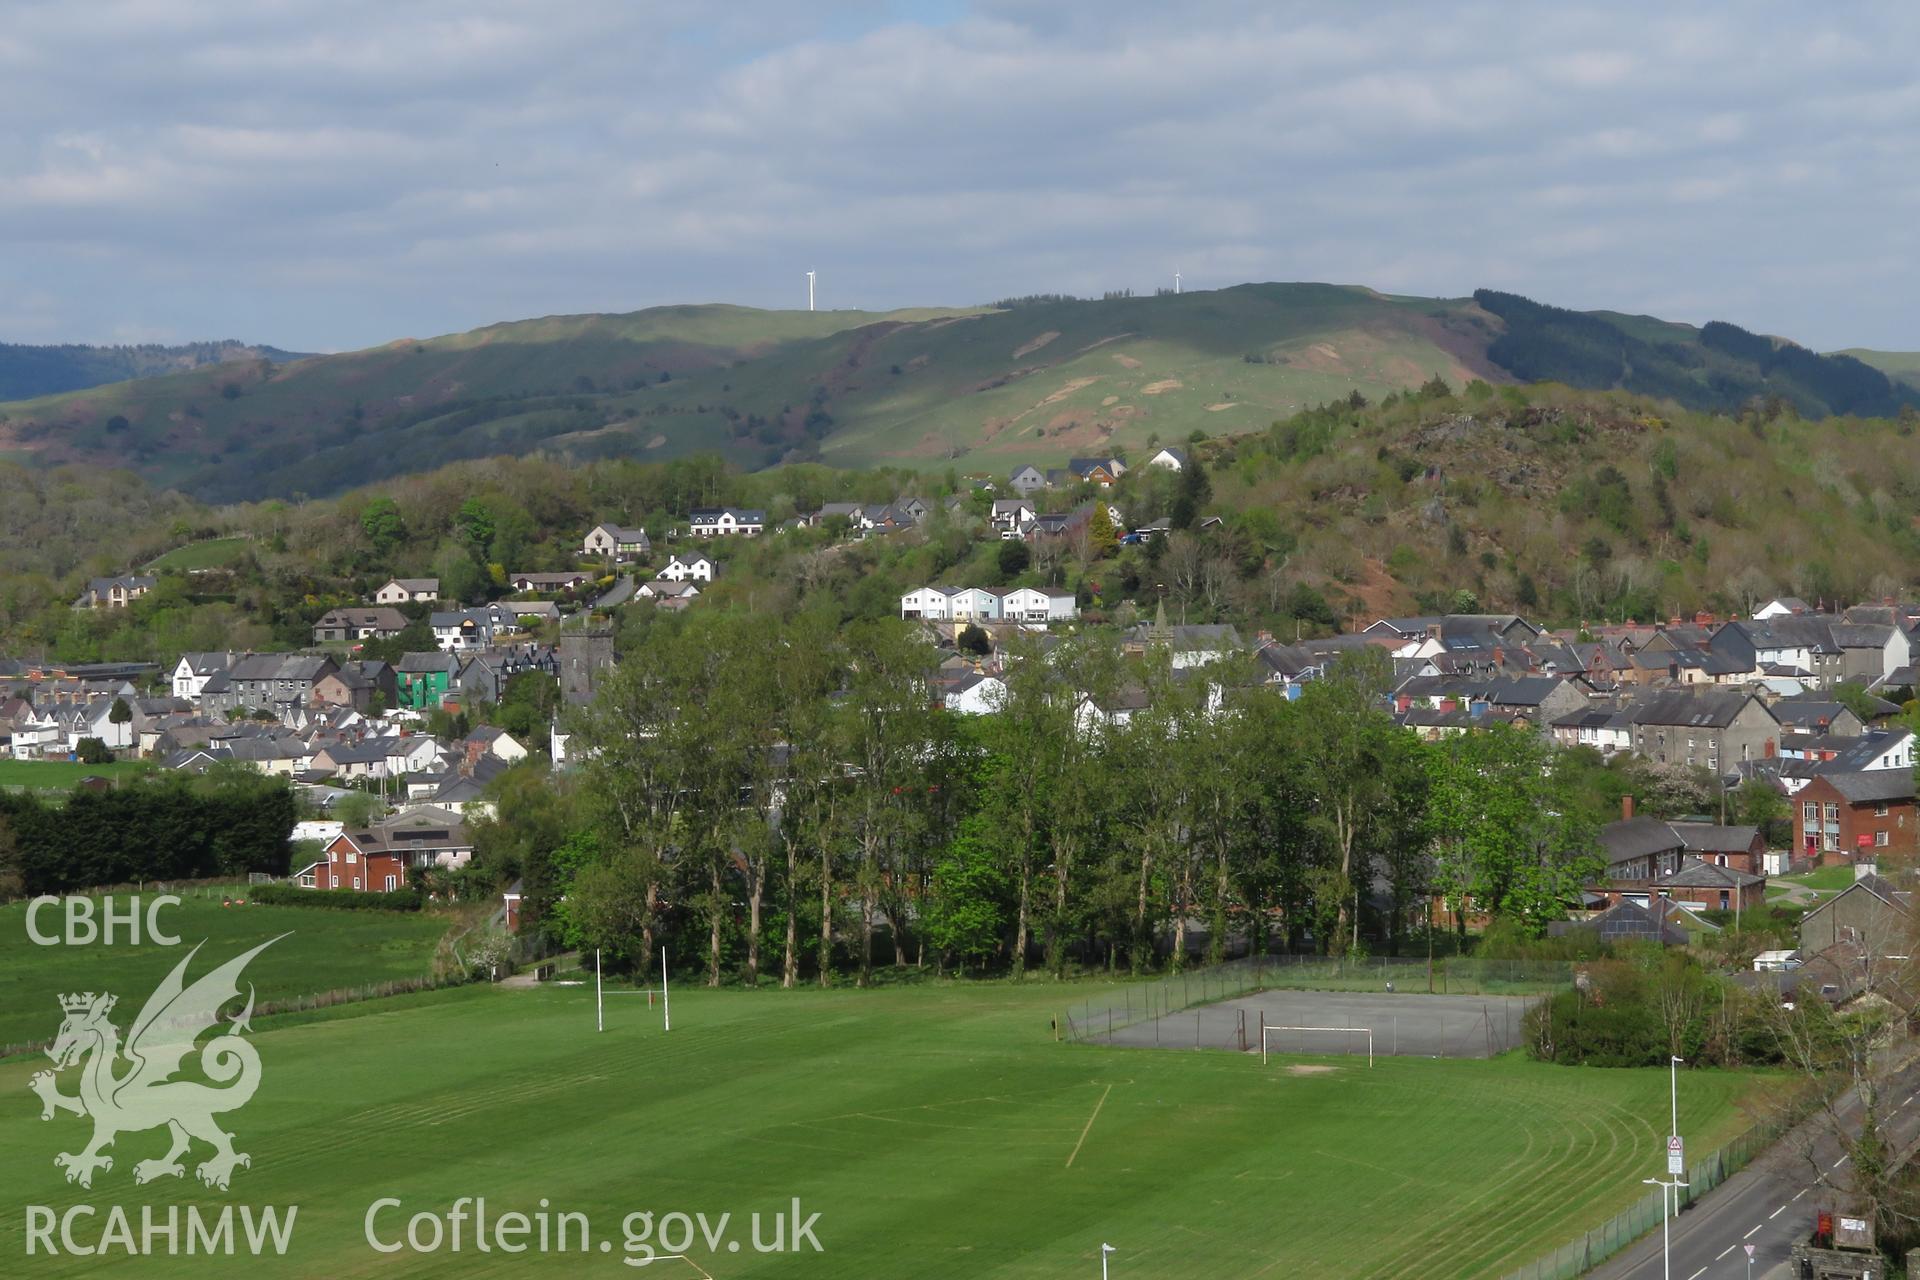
(1589, 1058), (1920, 1280)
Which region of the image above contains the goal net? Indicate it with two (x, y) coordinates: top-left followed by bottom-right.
(1259, 1023), (1374, 1067)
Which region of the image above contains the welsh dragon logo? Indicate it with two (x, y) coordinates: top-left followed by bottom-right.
(28, 936), (285, 1190)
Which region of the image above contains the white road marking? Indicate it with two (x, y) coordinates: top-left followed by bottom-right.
(1687, 1268), (1707, 1280)
(1833, 1154), (1850, 1168)
(1792, 1188), (1808, 1201)
(1716, 1245), (1735, 1259)
(1769, 1205), (1785, 1219)
(1743, 1224), (1762, 1239)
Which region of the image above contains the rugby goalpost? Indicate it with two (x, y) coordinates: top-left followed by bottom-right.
(1258, 1011), (1373, 1067)
(595, 946), (672, 1033)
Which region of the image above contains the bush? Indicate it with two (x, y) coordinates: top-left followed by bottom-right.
(251, 883), (422, 912)
(74, 737), (114, 765)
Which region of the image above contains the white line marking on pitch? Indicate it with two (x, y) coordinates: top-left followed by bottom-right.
(1769, 1205), (1785, 1219)
(1743, 1225), (1762, 1239)
(1716, 1245), (1735, 1259)
(1065, 1084), (1113, 1169)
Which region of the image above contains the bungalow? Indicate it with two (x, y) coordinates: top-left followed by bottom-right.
(1794, 770), (1918, 862)
(312, 607), (408, 645)
(1653, 861), (1767, 914)
(1147, 446), (1189, 472)
(687, 508), (765, 538)
(508, 570), (591, 594)
(582, 524), (652, 561)
(656, 554), (715, 583)
(636, 580), (701, 603)
(373, 578), (439, 605)
(940, 673), (1007, 715)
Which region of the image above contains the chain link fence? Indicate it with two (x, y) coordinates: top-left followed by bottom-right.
(1061, 954), (1574, 1045)
(1499, 1103), (1807, 1280)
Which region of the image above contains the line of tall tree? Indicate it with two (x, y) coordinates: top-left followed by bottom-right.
(0, 767), (295, 894)
(524, 614), (1605, 987)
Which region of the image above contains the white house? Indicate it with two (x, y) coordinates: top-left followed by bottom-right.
(943, 674), (1007, 715)
(990, 499), (1035, 538)
(374, 578), (439, 606)
(1753, 597), (1811, 620)
(688, 508), (766, 538)
(431, 604), (522, 653)
(637, 580), (701, 602)
(1001, 587), (1077, 625)
(657, 554), (715, 583)
(171, 652), (232, 701)
(1147, 446), (1189, 472)
(947, 588), (1003, 623)
(901, 587), (955, 621)
(583, 524), (651, 561)
(383, 735), (446, 778)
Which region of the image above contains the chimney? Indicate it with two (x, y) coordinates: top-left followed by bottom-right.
(1622, 795), (1635, 822)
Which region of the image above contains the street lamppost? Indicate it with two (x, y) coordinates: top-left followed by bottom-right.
(1643, 1176), (1689, 1280)
(1668, 1055), (1684, 1217)
(1101, 1242), (1116, 1279)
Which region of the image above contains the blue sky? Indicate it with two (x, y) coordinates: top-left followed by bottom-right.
(2, 1), (1915, 353)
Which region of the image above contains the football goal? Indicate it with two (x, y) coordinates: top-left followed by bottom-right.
(1259, 1020), (1374, 1067)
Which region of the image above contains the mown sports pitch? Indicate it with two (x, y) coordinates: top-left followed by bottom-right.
(0, 964), (1769, 1279)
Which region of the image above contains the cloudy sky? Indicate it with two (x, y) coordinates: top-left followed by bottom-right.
(3, 1), (1916, 353)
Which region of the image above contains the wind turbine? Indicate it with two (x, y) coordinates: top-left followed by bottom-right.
(806, 268), (816, 312)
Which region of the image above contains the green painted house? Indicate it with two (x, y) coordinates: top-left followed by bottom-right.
(396, 651), (461, 709)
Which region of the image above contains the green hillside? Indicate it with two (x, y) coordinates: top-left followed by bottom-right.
(1842, 348), (1920, 391)
(0, 283), (1911, 504)
(0, 339), (306, 402)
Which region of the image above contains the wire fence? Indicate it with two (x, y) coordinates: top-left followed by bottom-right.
(1060, 954), (1575, 1045)
(1498, 1099), (1811, 1280)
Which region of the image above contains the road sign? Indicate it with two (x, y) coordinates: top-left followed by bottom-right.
(1744, 1244), (1755, 1257)
(1666, 1135), (1685, 1175)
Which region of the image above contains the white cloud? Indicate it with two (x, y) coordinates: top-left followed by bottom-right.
(0, 1), (1917, 350)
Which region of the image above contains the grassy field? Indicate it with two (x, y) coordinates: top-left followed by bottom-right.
(0, 892), (451, 1048)
(0, 974), (1769, 1277)
(0, 760), (152, 791)
(1773, 864), (1861, 895)
(145, 537), (252, 571)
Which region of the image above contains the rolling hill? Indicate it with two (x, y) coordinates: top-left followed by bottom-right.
(0, 339), (308, 402)
(0, 284), (1912, 503)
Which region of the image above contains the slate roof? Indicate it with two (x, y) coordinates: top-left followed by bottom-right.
(1818, 770), (1916, 804)
(1599, 817), (1687, 866)
(1628, 689), (1767, 729)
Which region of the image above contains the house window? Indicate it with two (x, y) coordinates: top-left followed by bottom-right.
(352, 877), (361, 890)
(346, 852), (357, 864)
(1876, 831), (1890, 848)
(384, 874), (398, 892)
(1803, 802), (1818, 825)
(1824, 804), (1840, 823)
(1876, 803), (1890, 817)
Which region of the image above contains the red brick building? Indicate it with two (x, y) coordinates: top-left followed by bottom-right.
(309, 807), (473, 892)
(1795, 770), (1917, 864)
